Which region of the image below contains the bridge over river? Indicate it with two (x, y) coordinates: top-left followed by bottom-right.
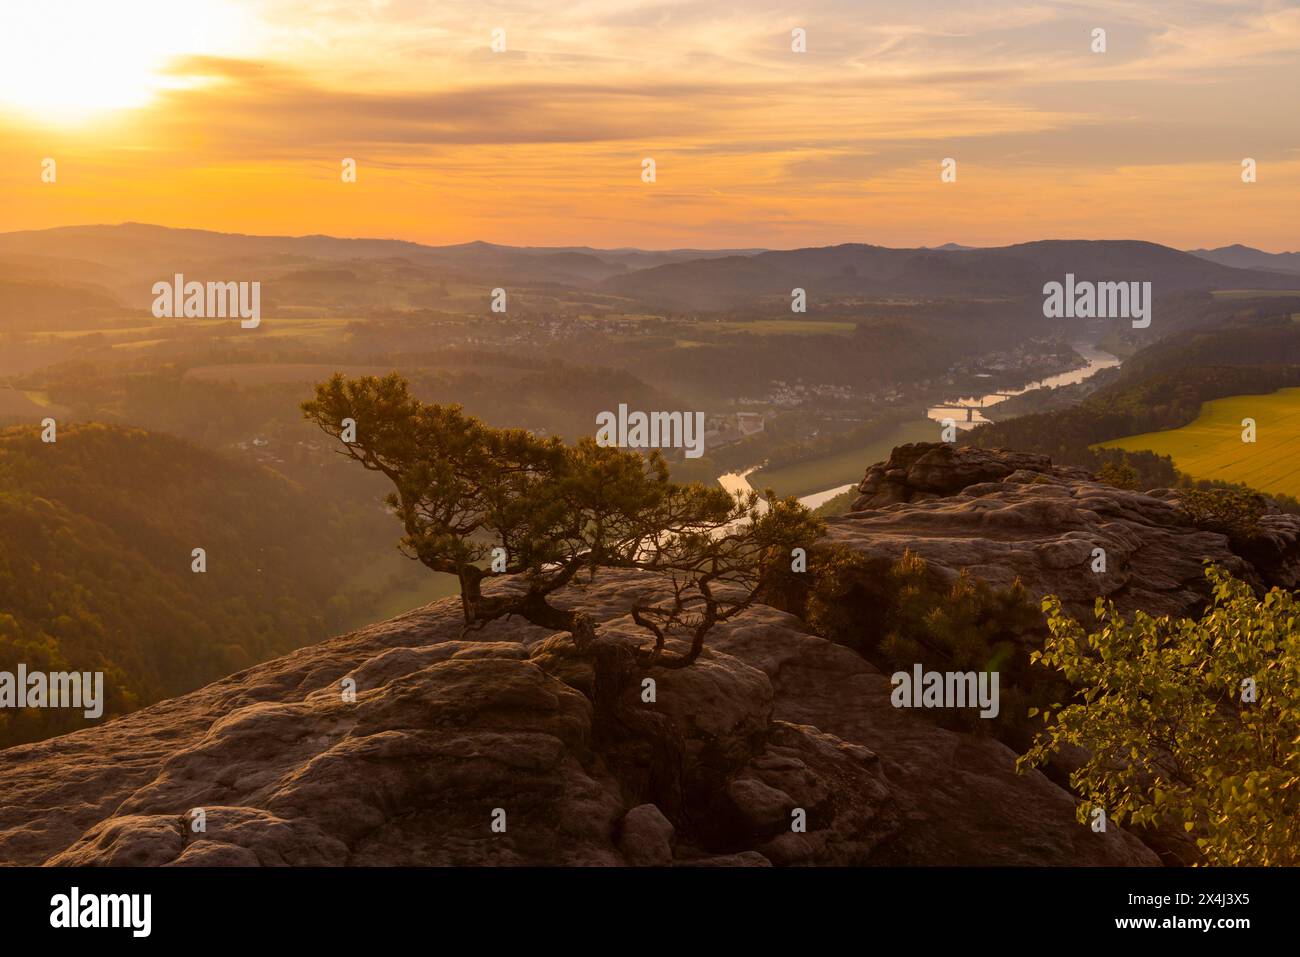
(717, 341), (1121, 507)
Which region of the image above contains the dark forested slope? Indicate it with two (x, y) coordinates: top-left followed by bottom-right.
(0, 423), (361, 746)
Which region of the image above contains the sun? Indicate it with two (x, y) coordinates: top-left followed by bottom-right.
(0, 0), (248, 124)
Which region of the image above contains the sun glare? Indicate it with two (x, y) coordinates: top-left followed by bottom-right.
(0, 0), (248, 124)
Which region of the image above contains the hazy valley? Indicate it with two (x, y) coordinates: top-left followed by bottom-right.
(3, 223), (1300, 871)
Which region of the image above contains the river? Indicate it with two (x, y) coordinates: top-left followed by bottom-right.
(715, 469), (853, 515)
(925, 341), (1120, 430)
(719, 341), (1121, 509)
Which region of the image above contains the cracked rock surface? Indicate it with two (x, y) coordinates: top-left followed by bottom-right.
(836, 442), (1300, 620)
(1, 568), (1155, 866)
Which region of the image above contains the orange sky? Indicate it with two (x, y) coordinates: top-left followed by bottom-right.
(2, 0), (1299, 250)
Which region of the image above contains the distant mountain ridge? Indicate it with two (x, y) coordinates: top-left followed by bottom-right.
(2, 224), (1296, 316)
(1188, 243), (1300, 275)
(0, 223), (765, 285)
(598, 239), (1299, 310)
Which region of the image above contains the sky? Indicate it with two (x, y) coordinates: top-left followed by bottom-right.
(2, 0), (1299, 250)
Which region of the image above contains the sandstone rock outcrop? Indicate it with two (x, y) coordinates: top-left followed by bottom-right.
(11, 442), (1245, 867)
(836, 442), (1300, 620)
(0, 569), (1156, 867)
(853, 442), (1089, 509)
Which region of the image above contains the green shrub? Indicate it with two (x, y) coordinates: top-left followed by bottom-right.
(769, 547), (1047, 734)
(1179, 487), (1266, 540)
(1097, 461), (1141, 491)
(1020, 566), (1300, 866)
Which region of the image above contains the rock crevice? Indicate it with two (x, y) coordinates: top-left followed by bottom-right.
(0, 568), (1156, 866)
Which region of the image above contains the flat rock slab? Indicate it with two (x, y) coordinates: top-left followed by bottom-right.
(0, 570), (1156, 866)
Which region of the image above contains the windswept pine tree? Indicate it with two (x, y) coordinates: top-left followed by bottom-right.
(303, 372), (821, 815)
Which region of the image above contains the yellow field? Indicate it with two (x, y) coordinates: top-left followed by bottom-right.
(1097, 388), (1300, 497)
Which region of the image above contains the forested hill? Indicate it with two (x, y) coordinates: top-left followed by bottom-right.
(0, 423), (360, 747)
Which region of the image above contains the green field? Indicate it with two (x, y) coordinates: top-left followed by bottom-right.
(751, 419), (936, 498)
(0, 388), (70, 419)
(715, 319), (857, 336)
(184, 360), (533, 385)
(1097, 388), (1300, 498)
(185, 363), (400, 384)
(36, 323), (169, 340)
(1210, 289), (1300, 300)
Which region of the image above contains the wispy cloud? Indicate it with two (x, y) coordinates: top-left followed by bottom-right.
(1, 0), (1297, 249)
